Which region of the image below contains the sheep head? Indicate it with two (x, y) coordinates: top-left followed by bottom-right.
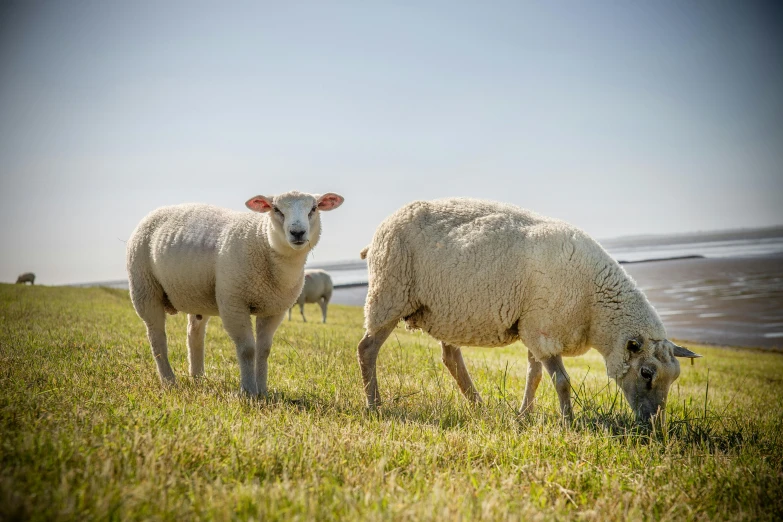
(595, 288), (702, 424)
(615, 337), (701, 424)
(246, 191), (344, 253)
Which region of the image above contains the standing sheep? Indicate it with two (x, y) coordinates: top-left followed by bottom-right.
(16, 272), (35, 285)
(357, 198), (700, 423)
(289, 269), (333, 323)
(127, 190), (344, 396)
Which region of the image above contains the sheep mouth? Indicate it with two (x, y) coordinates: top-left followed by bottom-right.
(290, 239), (308, 246)
(634, 404), (664, 425)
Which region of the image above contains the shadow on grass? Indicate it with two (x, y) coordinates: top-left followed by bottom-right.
(268, 391), (481, 432)
(177, 368), (766, 454)
(570, 407), (763, 454)
(568, 377), (764, 453)
(258, 387), (762, 454)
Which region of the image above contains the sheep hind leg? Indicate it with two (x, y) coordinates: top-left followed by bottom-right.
(141, 304), (175, 386)
(541, 355), (573, 422)
(520, 350), (543, 416)
(187, 314), (210, 378)
(299, 302), (306, 322)
(440, 342), (482, 404)
(318, 296), (329, 323)
(357, 321), (397, 409)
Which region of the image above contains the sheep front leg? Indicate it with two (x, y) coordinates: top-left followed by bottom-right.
(357, 322), (397, 409)
(187, 314), (209, 378)
(520, 350), (543, 415)
(299, 302), (307, 322)
(541, 355), (573, 421)
(221, 312), (258, 396)
(255, 312), (286, 398)
(441, 342), (482, 403)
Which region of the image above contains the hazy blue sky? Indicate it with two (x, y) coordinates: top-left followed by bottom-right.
(1, 1), (781, 284)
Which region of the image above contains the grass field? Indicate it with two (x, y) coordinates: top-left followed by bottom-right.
(1, 283), (782, 520)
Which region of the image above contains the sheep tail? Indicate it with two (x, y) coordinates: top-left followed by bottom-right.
(360, 246), (369, 260)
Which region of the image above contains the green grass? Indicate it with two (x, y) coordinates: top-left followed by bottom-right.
(1, 283), (782, 521)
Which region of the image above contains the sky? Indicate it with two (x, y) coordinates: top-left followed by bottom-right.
(1, 1), (781, 285)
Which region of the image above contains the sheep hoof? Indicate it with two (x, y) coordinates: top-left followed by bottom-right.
(237, 385), (260, 398)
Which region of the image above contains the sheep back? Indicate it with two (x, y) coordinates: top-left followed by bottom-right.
(127, 204), (305, 318)
(363, 198), (618, 357)
(16, 272), (35, 284)
(297, 269), (333, 305)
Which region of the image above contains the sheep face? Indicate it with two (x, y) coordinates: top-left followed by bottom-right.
(616, 338), (700, 424)
(245, 191), (344, 252)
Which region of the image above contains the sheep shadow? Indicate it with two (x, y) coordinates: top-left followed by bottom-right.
(256, 389), (477, 432)
(194, 375), (761, 454)
(254, 385), (482, 431)
(563, 392), (761, 453)
(574, 410), (760, 454)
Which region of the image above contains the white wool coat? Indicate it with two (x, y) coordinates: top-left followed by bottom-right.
(296, 269), (333, 306)
(362, 198), (666, 379)
(127, 203), (313, 319)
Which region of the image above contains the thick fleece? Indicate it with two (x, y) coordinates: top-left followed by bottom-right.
(16, 272), (35, 285)
(289, 269), (333, 323)
(127, 190), (343, 395)
(358, 198), (699, 420)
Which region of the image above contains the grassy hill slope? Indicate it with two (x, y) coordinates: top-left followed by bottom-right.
(1, 284), (782, 520)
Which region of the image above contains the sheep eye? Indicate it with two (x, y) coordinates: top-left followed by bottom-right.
(273, 207), (283, 216)
(626, 340), (641, 353)
(309, 206), (317, 216)
(640, 367), (655, 381)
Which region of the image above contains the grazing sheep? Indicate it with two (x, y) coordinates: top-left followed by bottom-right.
(357, 198), (700, 423)
(127, 191), (344, 396)
(289, 269), (333, 323)
(16, 272), (35, 285)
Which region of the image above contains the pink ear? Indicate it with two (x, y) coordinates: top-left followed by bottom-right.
(317, 193), (344, 211)
(245, 195), (273, 213)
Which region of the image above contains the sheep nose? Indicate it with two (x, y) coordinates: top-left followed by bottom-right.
(290, 230), (306, 241)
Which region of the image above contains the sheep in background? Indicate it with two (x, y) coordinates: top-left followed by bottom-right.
(126, 191), (344, 396)
(289, 269), (333, 323)
(16, 273), (35, 285)
(357, 198), (700, 423)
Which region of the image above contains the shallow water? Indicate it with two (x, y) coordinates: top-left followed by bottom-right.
(627, 255), (783, 350)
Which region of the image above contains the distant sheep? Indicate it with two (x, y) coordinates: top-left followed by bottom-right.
(289, 269), (333, 323)
(357, 198), (700, 423)
(127, 191), (344, 396)
(16, 273), (35, 285)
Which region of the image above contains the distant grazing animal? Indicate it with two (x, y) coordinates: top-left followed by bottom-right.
(126, 191), (344, 396)
(16, 272), (35, 285)
(357, 198), (700, 423)
(289, 269), (333, 323)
